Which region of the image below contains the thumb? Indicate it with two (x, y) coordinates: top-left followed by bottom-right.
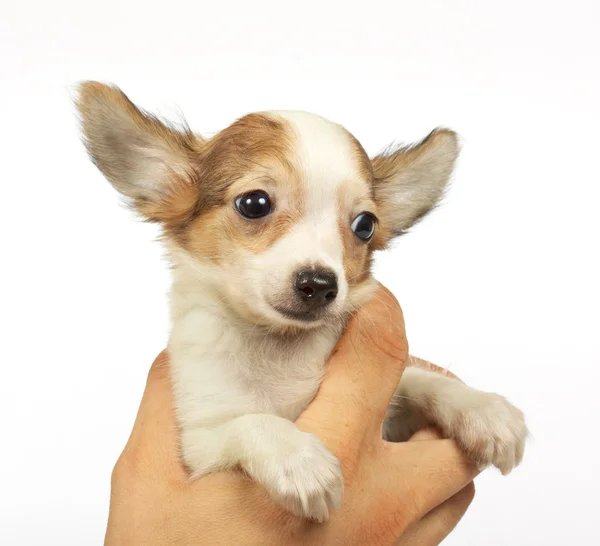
(296, 283), (408, 459)
(118, 351), (186, 482)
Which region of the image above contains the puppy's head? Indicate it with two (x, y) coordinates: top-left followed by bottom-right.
(76, 82), (459, 330)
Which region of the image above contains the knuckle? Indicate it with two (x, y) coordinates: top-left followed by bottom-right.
(461, 481), (476, 505)
(329, 436), (363, 484)
(112, 447), (145, 484)
(374, 283), (400, 308)
(434, 483), (476, 533)
(365, 326), (408, 365)
(361, 298), (408, 366)
(110, 461), (129, 494)
(147, 351), (170, 382)
(111, 448), (161, 501)
(111, 454), (133, 487)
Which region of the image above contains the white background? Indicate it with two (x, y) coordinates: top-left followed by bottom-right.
(1, 1), (599, 544)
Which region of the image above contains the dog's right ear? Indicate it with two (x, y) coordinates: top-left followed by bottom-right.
(75, 81), (203, 225)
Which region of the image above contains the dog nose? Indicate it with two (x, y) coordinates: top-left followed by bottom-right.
(295, 269), (338, 307)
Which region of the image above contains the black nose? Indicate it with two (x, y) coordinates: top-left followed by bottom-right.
(295, 269), (338, 307)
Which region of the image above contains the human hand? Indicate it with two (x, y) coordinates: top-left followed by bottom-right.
(105, 284), (477, 545)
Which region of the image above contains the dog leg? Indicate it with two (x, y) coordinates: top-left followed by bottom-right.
(181, 413), (343, 522)
(384, 366), (528, 474)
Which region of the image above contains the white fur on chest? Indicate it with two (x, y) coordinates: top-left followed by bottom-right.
(168, 261), (342, 427)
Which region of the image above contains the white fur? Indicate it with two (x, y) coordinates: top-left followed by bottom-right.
(166, 112), (527, 521)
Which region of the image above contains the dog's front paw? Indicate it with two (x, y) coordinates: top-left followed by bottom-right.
(250, 430), (344, 522)
(446, 392), (528, 475)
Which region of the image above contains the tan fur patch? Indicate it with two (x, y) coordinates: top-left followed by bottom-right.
(346, 132), (374, 187)
(328, 132), (376, 288)
(182, 113), (303, 262)
(337, 206), (375, 287)
(343, 240), (374, 287)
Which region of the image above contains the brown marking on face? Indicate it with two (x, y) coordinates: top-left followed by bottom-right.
(179, 113), (306, 262)
(229, 205), (304, 254)
(138, 175), (202, 232)
(335, 132), (377, 287)
(346, 131), (374, 188)
(195, 113), (295, 206)
(338, 211), (375, 286)
(185, 199), (304, 263)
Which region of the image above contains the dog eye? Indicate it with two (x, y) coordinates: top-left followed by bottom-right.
(351, 212), (376, 241)
(235, 191), (272, 219)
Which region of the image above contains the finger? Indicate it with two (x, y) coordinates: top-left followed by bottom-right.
(119, 351), (185, 481)
(382, 439), (479, 516)
(296, 283), (408, 450)
(395, 482), (475, 546)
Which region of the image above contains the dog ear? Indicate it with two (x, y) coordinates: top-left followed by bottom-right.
(75, 81), (203, 226)
(371, 129), (459, 248)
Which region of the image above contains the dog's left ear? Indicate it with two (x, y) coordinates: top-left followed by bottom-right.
(371, 129), (459, 248)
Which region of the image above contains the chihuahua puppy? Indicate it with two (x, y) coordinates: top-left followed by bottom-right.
(76, 82), (527, 522)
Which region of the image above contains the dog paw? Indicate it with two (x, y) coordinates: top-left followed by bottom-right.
(251, 431), (344, 522)
(446, 392), (528, 475)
